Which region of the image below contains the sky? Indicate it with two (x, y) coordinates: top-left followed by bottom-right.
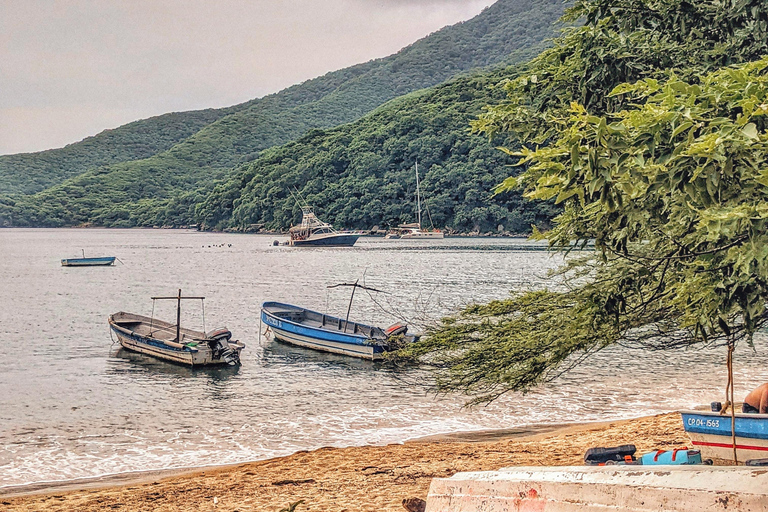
(0, 0), (494, 156)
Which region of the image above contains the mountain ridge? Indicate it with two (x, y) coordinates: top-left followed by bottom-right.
(0, 0), (569, 228)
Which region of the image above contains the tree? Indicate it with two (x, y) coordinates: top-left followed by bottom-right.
(396, 0), (768, 404)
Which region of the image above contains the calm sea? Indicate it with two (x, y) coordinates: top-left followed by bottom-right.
(1, 228), (766, 489)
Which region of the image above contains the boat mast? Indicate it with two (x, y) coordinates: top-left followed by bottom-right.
(151, 289), (206, 342)
(176, 289), (182, 343)
(415, 160), (422, 229)
(327, 281), (386, 333)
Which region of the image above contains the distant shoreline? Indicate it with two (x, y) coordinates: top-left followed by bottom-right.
(0, 225), (537, 238)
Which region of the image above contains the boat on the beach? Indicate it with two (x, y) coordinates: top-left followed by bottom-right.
(288, 206), (360, 247)
(680, 409), (768, 461)
(109, 290), (244, 366)
(61, 250), (116, 266)
(261, 301), (416, 360)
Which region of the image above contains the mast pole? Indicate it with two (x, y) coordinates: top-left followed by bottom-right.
(176, 288), (182, 342)
(344, 279), (359, 332)
(416, 160), (421, 228)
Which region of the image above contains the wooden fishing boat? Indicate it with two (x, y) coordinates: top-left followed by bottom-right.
(681, 409), (768, 461)
(261, 301), (416, 360)
(61, 256), (116, 266)
(109, 290), (245, 366)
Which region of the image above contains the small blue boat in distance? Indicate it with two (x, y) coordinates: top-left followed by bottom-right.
(61, 256), (116, 267)
(261, 301), (416, 360)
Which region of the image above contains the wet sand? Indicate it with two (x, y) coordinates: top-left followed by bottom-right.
(1, 412), (689, 511)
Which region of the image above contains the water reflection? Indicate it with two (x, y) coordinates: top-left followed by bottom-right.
(260, 338), (386, 371)
(107, 347), (241, 383)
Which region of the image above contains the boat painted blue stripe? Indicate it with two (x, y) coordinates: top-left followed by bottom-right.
(681, 411), (768, 440)
(111, 325), (197, 353)
(261, 309), (378, 347)
(270, 327), (380, 357)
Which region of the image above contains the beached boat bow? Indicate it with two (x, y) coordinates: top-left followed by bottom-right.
(680, 409), (768, 461)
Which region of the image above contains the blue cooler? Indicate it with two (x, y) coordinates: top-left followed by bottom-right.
(640, 448), (703, 465)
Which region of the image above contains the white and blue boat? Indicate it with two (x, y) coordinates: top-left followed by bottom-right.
(287, 207), (360, 247)
(261, 301), (416, 360)
(681, 409), (768, 461)
(61, 256), (116, 266)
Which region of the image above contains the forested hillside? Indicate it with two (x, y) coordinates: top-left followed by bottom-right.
(0, 108), (234, 195)
(192, 70), (559, 234)
(0, 0), (568, 228)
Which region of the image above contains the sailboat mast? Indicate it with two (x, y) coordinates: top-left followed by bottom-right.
(415, 160), (421, 228)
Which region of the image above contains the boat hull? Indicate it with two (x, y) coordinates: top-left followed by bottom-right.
(399, 231), (444, 239)
(289, 233), (360, 247)
(681, 410), (768, 461)
(261, 302), (386, 360)
(109, 312), (244, 367)
(62, 257), (116, 266)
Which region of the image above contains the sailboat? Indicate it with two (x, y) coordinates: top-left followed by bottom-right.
(397, 161), (444, 239)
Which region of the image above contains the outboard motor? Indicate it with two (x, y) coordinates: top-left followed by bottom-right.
(207, 328), (240, 365)
(385, 323), (408, 337)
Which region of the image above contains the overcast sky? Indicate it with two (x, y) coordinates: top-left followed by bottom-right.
(0, 0), (494, 155)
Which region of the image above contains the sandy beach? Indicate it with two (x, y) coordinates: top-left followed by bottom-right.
(1, 412), (691, 512)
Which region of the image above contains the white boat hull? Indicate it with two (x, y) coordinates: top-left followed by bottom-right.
(268, 326), (380, 360)
(400, 231), (444, 239)
(685, 431), (768, 460)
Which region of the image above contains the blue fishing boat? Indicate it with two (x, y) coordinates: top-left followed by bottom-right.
(61, 249), (116, 266)
(681, 409), (768, 460)
(61, 256), (116, 266)
(261, 301), (416, 360)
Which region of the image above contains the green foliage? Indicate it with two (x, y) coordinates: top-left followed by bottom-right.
(192, 71), (557, 234)
(472, 0), (768, 143)
(1, 0), (568, 228)
(0, 109), (232, 195)
(400, 0), (768, 401)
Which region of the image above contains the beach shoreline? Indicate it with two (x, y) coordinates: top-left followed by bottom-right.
(1, 412), (691, 511)
(0, 419), (581, 498)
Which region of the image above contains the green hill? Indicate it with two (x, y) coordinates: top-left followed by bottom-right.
(192, 68), (560, 234)
(0, 108), (234, 195)
(0, 0), (568, 227)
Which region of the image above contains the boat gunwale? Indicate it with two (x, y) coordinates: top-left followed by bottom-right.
(260, 301), (384, 345)
(680, 409), (768, 440)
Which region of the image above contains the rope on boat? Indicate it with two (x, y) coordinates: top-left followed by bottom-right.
(720, 338), (737, 463)
(727, 339), (737, 463)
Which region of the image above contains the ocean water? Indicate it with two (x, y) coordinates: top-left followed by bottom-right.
(1, 228), (766, 489)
